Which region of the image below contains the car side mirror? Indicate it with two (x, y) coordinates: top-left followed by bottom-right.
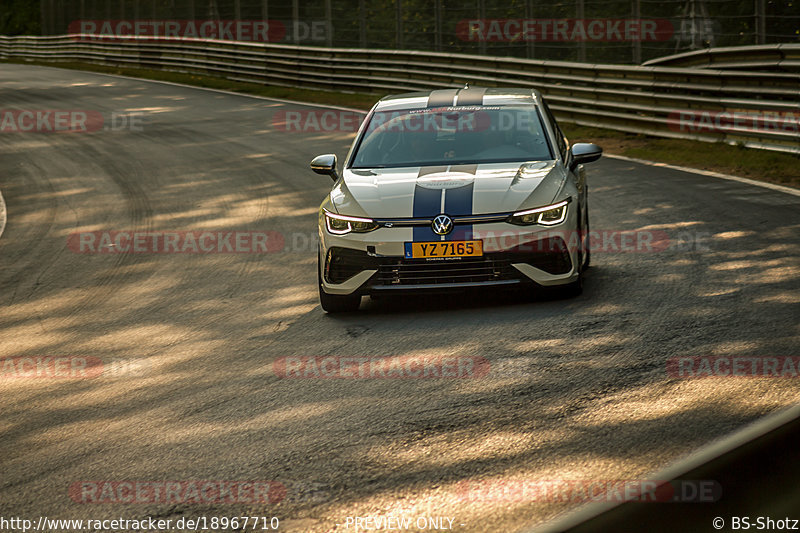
(310, 154), (339, 181)
(569, 143), (602, 170)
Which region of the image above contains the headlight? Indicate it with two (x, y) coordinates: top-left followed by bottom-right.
(508, 199), (570, 226)
(324, 211), (379, 235)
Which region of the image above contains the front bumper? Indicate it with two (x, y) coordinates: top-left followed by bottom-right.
(320, 223), (581, 296)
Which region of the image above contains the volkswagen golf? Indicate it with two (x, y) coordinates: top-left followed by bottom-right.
(310, 87), (602, 312)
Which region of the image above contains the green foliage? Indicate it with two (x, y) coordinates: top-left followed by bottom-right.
(0, 0), (40, 35)
(5, 0), (798, 60)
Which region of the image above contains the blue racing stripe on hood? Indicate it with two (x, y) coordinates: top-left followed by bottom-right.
(445, 182), (474, 241)
(412, 184), (441, 241)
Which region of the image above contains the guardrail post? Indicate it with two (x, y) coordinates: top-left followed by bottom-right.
(40, 0), (46, 34)
(576, 0), (586, 62)
(359, 0), (366, 48)
(292, 0), (299, 44)
(396, 0), (403, 48)
(208, 1), (220, 21)
(478, 0), (486, 55)
(633, 0), (642, 64)
(755, 0), (766, 44)
(434, 0), (442, 52)
(325, 0), (333, 46)
(525, 0), (535, 59)
(47, 0), (55, 35)
(53, 0), (61, 34)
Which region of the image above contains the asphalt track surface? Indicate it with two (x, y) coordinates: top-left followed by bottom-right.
(0, 64), (798, 532)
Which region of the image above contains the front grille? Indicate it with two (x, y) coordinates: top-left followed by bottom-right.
(374, 256), (522, 286)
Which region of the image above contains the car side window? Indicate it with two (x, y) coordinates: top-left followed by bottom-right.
(542, 103), (568, 161)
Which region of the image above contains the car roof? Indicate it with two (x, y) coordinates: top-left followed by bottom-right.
(374, 87), (543, 112)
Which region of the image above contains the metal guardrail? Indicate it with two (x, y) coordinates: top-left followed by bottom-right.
(1, 35), (798, 153)
(644, 43), (800, 73)
(532, 402), (800, 533)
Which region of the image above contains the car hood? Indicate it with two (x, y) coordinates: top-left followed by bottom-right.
(330, 161), (567, 218)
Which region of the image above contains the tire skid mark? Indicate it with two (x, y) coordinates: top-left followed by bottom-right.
(52, 138), (155, 320)
(0, 157), (60, 307)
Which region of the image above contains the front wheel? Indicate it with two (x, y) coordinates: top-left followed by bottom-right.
(318, 254), (361, 313)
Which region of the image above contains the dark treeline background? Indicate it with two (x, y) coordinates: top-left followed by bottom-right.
(5, 0), (799, 64)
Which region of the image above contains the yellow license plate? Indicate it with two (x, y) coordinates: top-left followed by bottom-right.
(405, 240), (483, 259)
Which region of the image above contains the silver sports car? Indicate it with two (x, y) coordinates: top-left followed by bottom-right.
(310, 87), (602, 312)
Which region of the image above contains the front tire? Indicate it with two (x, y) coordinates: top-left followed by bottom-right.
(559, 271), (584, 298)
(318, 253), (361, 313)
(582, 208), (591, 270)
(558, 208), (585, 298)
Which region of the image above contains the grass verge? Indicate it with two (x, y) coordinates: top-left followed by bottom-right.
(3, 58), (798, 189)
(564, 125), (799, 188)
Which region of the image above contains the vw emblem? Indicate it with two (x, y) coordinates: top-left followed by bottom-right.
(432, 214), (453, 235)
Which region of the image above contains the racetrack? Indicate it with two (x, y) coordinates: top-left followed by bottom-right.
(1, 64), (798, 532)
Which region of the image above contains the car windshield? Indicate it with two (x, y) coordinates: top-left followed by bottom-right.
(350, 105), (553, 168)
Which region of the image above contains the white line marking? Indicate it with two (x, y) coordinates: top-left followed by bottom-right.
(0, 188), (7, 241)
(61, 68), (369, 114)
(17, 64), (798, 197)
(606, 154), (800, 197)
